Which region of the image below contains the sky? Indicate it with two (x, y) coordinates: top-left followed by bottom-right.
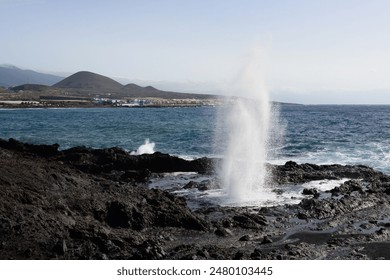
(1, 0), (390, 104)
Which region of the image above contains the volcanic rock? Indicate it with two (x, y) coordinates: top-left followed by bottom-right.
(0, 142), (208, 259)
(2, 139), (390, 260)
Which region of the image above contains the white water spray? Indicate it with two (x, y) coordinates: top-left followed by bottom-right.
(220, 48), (275, 202)
(130, 139), (156, 155)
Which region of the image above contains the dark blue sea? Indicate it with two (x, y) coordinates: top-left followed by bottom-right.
(1, 105), (390, 174)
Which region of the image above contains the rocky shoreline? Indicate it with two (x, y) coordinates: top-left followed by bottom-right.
(1, 138), (390, 259)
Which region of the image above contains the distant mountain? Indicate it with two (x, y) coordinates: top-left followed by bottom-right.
(122, 83), (168, 97)
(3, 66), (219, 100)
(10, 84), (50, 91)
(53, 71), (123, 91)
(54, 71), (217, 99)
(0, 65), (63, 88)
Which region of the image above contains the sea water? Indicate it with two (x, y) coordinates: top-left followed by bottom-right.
(0, 107), (215, 158)
(1, 105), (389, 173)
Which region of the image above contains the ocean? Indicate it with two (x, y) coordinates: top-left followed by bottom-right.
(1, 105), (390, 175)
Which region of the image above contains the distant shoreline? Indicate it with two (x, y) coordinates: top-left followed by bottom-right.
(0, 99), (300, 109)
(0, 102), (219, 109)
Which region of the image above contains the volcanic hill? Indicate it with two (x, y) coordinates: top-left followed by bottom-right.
(51, 71), (217, 99)
(53, 71), (123, 92)
(1, 67), (220, 102)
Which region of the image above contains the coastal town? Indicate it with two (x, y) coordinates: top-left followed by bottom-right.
(0, 69), (223, 108)
(0, 95), (222, 108)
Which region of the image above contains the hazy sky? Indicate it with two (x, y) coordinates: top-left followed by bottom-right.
(1, 0), (390, 103)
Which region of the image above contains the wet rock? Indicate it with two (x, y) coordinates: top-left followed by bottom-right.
(125, 152), (216, 174)
(184, 181), (199, 189)
(183, 181), (209, 191)
(53, 239), (67, 255)
(297, 212), (309, 220)
(299, 197), (351, 219)
(339, 180), (364, 194)
(120, 169), (151, 183)
(57, 147), (218, 175)
(272, 161), (386, 185)
(23, 248), (33, 258)
(168, 244), (200, 259)
(101, 240), (121, 254)
(0, 218), (11, 234)
(239, 235), (251, 241)
(359, 223), (373, 230)
(300, 199), (316, 210)
(191, 157), (215, 174)
(233, 214), (267, 229)
(149, 193), (208, 231)
(0, 137), (216, 176)
(261, 236), (273, 244)
(136, 240), (166, 260)
(302, 188), (318, 196)
(2, 139), (390, 260)
(215, 227), (233, 237)
(222, 219), (234, 228)
(283, 161), (300, 170)
(196, 249), (210, 259)
(330, 187), (341, 196)
(106, 201), (143, 229)
(250, 248), (263, 259)
(378, 222), (390, 228)
(0, 138), (60, 157)
(233, 251), (245, 260)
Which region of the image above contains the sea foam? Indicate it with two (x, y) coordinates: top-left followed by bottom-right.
(130, 139), (155, 155)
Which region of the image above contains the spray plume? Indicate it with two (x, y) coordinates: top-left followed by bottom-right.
(219, 47), (274, 202)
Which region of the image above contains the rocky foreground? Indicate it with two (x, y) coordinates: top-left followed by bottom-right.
(1, 138), (390, 260)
